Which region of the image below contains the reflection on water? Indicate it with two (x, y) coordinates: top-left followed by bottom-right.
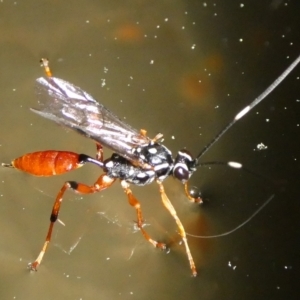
(0, 1), (299, 299)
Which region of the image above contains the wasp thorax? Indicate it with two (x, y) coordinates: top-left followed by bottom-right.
(173, 149), (197, 183)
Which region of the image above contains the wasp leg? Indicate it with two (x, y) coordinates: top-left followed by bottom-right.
(40, 58), (52, 77)
(184, 182), (203, 204)
(139, 129), (163, 142)
(157, 180), (197, 277)
(140, 129), (147, 137)
(152, 133), (164, 142)
(96, 143), (104, 162)
(29, 174), (116, 271)
(121, 180), (166, 250)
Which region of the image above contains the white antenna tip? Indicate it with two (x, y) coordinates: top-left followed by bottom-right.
(228, 161), (242, 168)
(235, 106), (251, 120)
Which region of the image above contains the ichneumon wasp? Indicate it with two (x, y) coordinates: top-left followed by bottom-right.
(2, 56), (300, 277)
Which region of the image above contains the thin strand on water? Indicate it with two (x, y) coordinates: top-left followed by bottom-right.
(186, 194), (274, 238)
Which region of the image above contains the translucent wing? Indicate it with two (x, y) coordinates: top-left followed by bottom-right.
(32, 77), (150, 164)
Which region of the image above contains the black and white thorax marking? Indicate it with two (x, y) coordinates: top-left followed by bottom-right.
(102, 141), (198, 186)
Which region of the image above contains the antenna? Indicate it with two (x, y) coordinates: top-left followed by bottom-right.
(196, 55), (300, 161)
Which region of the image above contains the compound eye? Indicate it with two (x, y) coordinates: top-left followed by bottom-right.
(173, 164), (189, 182)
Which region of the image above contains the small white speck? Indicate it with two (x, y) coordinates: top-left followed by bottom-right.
(284, 265), (292, 270)
(240, 3), (244, 8)
(256, 143), (268, 150)
(239, 38), (243, 42)
(191, 44), (196, 50)
(86, 20), (90, 23)
(171, 135), (175, 139)
(164, 18), (169, 22)
(266, 119), (270, 122)
(228, 260), (237, 270)
(150, 60), (154, 64)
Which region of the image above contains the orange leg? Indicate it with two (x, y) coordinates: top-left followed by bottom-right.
(40, 58), (52, 77)
(157, 180), (197, 277)
(140, 129), (163, 142)
(96, 143), (104, 162)
(184, 182), (203, 204)
(120, 180), (166, 250)
(29, 174), (116, 271)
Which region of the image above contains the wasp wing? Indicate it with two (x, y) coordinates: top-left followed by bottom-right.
(32, 76), (150, 164)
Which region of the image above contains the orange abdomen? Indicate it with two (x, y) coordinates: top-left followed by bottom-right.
(12, 151), (81, 176)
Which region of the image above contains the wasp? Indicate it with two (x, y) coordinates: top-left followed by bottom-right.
(2, 56), (300, 277)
